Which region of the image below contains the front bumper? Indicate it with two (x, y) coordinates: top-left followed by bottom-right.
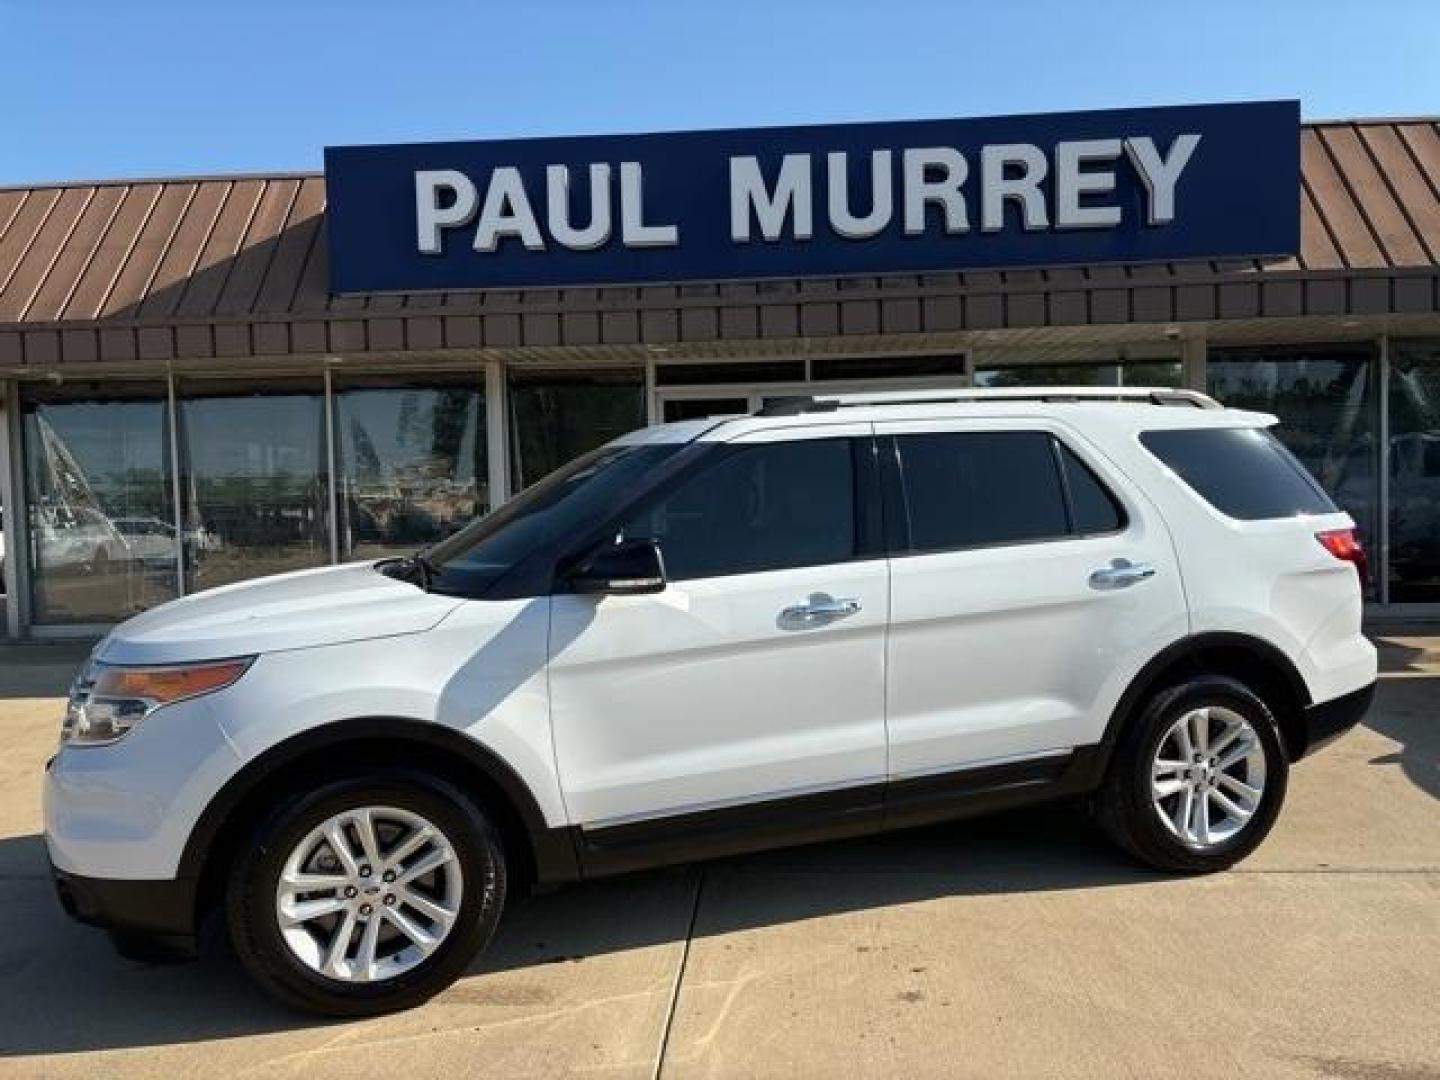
(43, 684), (246, 959)
(1297, 679), (1376, 758)
(49, 860), (199, 957)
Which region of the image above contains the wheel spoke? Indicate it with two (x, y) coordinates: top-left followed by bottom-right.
(1153, 758), (1187, 777)
(1174, 721), (1194, 762)
(396, 886), (457, 927)
(356, 913), (384, 979)
(1153, 777), (1187, 799)
(1194, 787), (1211, 844)
(385, 824), (436, 868)
(1210, 787), (1254, 824)
(1190, 708), (1210, 756)
(323, 909), (359, 975)
(1217, 772), (1262, 806)
(1172, 786), (1194, 840)
(324, 822), (361, 877)
(1208, 721), (1243, 759)
(1215, 738), (1255, 773)
(279, 894), (347, 926)
(280, 869), (349, 891)
(395, 845), (454, 887)
(384, 906), (440, 955)
(354, 809), (383, 869)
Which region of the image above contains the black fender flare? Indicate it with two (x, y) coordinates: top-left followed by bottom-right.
(1094, 631), (1312, 772)
(178, 716), (580, 886)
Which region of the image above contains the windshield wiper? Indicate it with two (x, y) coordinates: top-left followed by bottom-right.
(378, 553), (442, 592)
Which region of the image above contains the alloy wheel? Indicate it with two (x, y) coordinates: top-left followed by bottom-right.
(274, 805), (463, 983)
(1150, 706), (1267, 848)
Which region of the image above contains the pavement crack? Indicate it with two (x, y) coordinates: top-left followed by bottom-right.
(652, 866), (704, 1080)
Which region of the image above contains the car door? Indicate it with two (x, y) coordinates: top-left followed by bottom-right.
(547, 424), (889, 835)
(878, 417), (1188, 785)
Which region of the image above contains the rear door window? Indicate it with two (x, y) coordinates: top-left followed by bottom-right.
(1140, 427), (1338, 520)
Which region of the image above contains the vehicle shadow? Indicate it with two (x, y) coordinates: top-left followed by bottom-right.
(0, 807), (1154, 1057)
(1363, 640), (1440, 802)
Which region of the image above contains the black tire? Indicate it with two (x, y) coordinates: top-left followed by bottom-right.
(1095, 675), (1289, 873)
(226, 769), (507, 1016)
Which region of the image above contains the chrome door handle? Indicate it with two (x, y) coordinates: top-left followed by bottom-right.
(1089, 559), (1157, 590)
(779, 593), (862, 627)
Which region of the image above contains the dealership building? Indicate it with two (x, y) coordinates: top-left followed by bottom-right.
(2, 103), (1440, 637)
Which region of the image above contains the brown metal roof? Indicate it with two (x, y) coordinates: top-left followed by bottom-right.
(1, 119), (1438, 369)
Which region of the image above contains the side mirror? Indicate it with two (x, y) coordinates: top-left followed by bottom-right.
(567, 538), (667, 595)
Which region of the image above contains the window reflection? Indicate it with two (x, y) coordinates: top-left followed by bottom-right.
(177, 379), (329, 593)
(508, 369), (645, 490)
(973, 359), (1182, 387)
(335, 373), (488, 561)
(1208, 346), (1378, 596)
(1389, 343), (1440, 603)
(21, 382), (176, 624)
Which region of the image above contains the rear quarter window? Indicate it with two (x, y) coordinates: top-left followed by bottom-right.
(1140, 427), (1338, 520)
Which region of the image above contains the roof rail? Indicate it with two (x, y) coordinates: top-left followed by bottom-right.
(754, 386), (1221, 416)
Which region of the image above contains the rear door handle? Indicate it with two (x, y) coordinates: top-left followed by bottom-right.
(1089, 559), (1157, 590)
(780, 593), (862, 628)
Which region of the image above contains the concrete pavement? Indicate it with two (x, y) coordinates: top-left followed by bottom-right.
(0, 636), (1435, 1079)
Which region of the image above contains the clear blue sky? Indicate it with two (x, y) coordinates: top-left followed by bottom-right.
(2, 0), (1436, 185)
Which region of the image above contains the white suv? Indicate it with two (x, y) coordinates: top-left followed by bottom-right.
(44, 387), (1377, 1015)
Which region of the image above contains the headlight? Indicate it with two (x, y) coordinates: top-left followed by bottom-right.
(61, 657), (253, 747)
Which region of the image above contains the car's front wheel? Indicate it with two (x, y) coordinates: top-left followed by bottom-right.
(1096, 676), (1289, 872)
(227, 769), (506, 1016)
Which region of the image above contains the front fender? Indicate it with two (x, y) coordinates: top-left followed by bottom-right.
(212, 598), (566, 830)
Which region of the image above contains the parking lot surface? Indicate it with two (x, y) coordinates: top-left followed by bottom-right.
(0, 636), (1436, 1079)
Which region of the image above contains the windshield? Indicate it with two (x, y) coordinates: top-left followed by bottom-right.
(417, 441), (684, 596)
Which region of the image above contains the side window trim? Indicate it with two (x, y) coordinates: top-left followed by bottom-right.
(853, 434), (886, 560)
(878, 434), (911, 555)
(1048, 434), (1079, 536)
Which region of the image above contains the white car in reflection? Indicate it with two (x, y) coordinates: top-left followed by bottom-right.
(110, 517), (224, 569)
(111, 517), (181, 568)
(34, 507), (131, 573)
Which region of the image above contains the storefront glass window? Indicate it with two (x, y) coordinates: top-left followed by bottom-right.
(21, 382), (176, 624)
(177, 378), (329, 593)
(508, 369), (645, 490)
(334, 373), (488, 561)
(973, 359), (1182, 387)
(1207, 346), (1378, 596)
(1388, 342), (1440, 603)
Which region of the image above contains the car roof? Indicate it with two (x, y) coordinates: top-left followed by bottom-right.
(618, 388), (1277, 446)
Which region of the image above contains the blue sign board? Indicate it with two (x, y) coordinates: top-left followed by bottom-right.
(324, 100), (1299, 293)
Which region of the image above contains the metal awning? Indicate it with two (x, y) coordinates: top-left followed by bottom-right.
(1, 119), (1438, 371)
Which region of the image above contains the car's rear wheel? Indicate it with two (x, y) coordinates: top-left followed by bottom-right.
(227, 770), (506, 1016)
(1095, 676), (1289, 872)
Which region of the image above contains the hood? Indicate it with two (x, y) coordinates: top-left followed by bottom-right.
(98, 562), (465, 666)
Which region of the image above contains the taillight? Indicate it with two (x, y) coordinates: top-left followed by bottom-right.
(1315, 528), (1368, 586)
